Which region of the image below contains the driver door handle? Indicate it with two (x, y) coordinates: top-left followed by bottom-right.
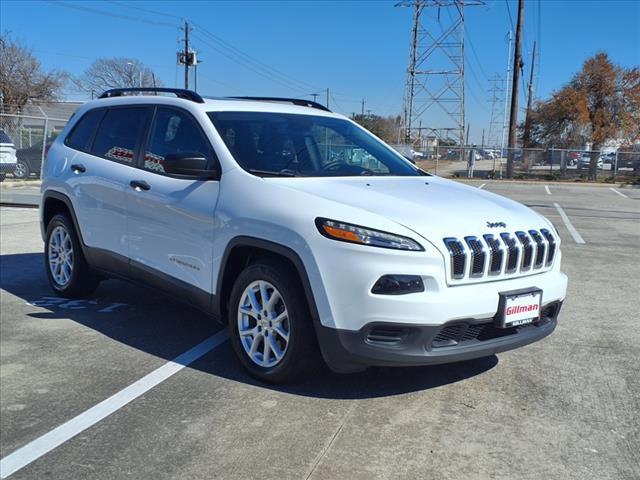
(71, 164), (86, 173)
(129, 180), (150, 192)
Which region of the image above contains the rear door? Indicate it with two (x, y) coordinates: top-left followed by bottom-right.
(67, 106), (151, 259)
(125, 106), (220, 301)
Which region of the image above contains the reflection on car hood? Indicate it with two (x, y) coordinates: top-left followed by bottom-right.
(271, 175), (549, 241)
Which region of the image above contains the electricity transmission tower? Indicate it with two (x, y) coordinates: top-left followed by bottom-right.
(397, 0), (484, 149)
(487, 73), (505, 148)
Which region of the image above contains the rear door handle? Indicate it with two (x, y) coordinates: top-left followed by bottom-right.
(71, 164), (86, 173)
(130, 180), (151, 192)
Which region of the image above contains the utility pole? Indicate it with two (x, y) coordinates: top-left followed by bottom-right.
(311, 93), (318, 102)
(177, 21), (196, 89)
(500, 31), (513, 165)
(522, 40), (537, 168)
(325, 88), (330, 109)
(506, 0), (524, 178)
(184, 20), (190, 89)
(361, 98), (365, 117)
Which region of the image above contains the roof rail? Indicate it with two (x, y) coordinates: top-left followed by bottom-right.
(98, 88), (205, 104)
(227, 96), (331, 112)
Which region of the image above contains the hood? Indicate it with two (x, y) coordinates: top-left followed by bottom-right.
(269, 176), (550, 245)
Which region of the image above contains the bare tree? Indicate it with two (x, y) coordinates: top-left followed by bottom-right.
(74, 58), (161, 98)
(0, 32), (67, 113)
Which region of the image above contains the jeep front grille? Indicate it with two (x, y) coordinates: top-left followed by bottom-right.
(442, 229), (556, 281)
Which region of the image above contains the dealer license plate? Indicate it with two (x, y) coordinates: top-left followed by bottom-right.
(496, 289), (542, 328)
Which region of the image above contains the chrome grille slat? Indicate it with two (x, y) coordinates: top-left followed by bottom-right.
(464, 236), (486, 278)
(443, 238), (466, 279)
(540, 229), (556, 266)
(516, 231), (534, 271)
(443, 229), (555, 281)
(483, 234), (504, 275)
(529, 230), (547, 269)
(500, 232), (520, 273)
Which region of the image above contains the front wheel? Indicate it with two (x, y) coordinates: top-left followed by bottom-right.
(44, 214), (100, 297)
(228, 259), (319, 383)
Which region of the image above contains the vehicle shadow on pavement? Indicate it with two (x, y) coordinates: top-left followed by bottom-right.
(1, 252), (498, 400)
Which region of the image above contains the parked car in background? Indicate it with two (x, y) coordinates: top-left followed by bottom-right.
(0, 130), (18, 181)
(14, 143), (52, 179)
(577, 154), (603, 170)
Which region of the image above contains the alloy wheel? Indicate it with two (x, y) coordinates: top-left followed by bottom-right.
(48, 225), (74, 287)
(237, 280), (290, 368)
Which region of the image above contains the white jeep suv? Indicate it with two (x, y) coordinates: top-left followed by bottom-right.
(40, 88), (568, 383)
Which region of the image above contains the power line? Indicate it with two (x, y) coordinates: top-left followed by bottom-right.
(47, 1), (177, 28)
(192, 22), (321, 93)
(505, 0), (515, 32)
(106, 0), (178, 20)
(191, 33), (309, 95)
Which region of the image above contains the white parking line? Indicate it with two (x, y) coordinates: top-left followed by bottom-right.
(609, 187), (628, 198)
(544, 185), (551, 195)
(478, 183), (486, 189)
(554, 203), (586, 244)
(0, 329), (230, 479)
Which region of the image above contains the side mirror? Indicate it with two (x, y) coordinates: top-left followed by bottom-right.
(163, 152), (219, 179)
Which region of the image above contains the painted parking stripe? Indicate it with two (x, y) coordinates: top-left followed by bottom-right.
(554, 203), (586, 245)
(0, 329), (230, 479)
(478, 183), (486, 189)
(544, 185), (551, 195)
(609, 187), (628, 198)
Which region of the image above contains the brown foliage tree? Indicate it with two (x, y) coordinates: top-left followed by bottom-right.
(0, 33), (67, 113)
(528, 52), (640, 179)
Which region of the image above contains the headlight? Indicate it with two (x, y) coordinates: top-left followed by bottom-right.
(315, 218), (424, 251)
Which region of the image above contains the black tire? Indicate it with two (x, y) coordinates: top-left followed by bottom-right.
(44, 213), (100, 298)
(13, 161), (30, 179)
(228, 258), (319, 384)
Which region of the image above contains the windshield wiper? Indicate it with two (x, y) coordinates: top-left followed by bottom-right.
(248, 168), (298, 177)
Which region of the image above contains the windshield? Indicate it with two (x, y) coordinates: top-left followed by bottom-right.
(208, 111), (421, 177)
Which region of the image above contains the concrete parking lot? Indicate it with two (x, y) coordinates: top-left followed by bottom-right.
(1, 181), (639, 480)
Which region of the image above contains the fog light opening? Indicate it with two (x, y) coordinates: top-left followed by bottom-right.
(371, 275), (424, 295)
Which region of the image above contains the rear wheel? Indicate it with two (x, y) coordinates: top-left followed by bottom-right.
(44, 214), (100, 297)
(13, 161), (30, 179)
(228, 259), (318, 383)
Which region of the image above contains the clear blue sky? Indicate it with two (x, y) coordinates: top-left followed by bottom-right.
(2, 0), (639, 143)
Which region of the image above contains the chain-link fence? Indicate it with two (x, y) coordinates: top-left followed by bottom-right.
(0, 109), (72, 181)
(395, 143), (640, 181)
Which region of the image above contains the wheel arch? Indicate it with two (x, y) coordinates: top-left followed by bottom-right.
(41, 191), (86, 253)
(215, 236), (320, 326)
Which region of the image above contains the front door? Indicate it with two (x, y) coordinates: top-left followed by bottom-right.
(126, 106), (220, 301)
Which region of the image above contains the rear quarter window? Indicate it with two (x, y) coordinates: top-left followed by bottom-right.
(64, 109), (104, 152)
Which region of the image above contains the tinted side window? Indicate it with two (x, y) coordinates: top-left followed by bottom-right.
(144, 108), (213, 173)
(65, 109), (104, 152)
(91, 107), (149, 164)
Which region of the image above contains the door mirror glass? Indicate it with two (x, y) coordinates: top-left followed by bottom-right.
(163, 152), (218, 178)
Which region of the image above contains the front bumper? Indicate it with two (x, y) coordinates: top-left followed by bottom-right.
(316, 301), (561, 373)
